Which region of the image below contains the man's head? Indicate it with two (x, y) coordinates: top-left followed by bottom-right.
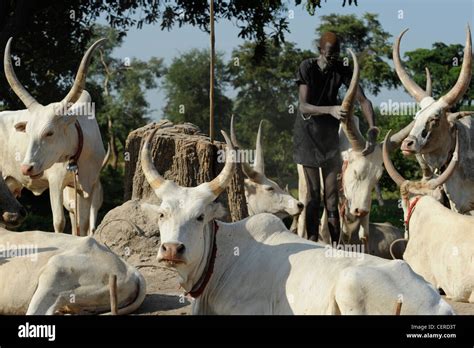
(318, 32), (341, 67)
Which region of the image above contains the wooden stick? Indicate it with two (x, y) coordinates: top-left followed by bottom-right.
(395, 299), (403, 315)
(109, 274), (118, 315)
(209, 0), (215, 143)
(73, 172), (80, 237)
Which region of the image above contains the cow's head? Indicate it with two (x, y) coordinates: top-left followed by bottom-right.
(4, 38), (105, 178)
(339, 50), (415, 217)
(393, 27), (471, 157)
(382, 129), (459, 220)
(141, 127), (235, 290)
(0, 173), (27, 228)
(230, 116), (303, 218)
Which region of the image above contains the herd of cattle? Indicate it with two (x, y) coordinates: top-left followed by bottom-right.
(0, 27), (472, 315)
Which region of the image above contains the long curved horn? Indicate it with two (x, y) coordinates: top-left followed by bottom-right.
(340, 48), (366, 152)
(230, 115), (262, 181)
(61, 38), (107, 107)
(254, 120), (265, 174)
(440, 26), (472, 107)
(206, 130), (236, 197)
(382, 130), (407, 186)
(4, 38), (40, 110)
(426, 131), (459, 189)
(101, 143), (111, 170)
(141, 127), (167, 193)
(393, 29), (429, 103)
(425, 67), (432, 96)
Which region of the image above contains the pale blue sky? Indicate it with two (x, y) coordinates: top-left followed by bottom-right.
(105, 0), (473, 120)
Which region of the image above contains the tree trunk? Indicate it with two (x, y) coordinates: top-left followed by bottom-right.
(123, 120), (248, 222)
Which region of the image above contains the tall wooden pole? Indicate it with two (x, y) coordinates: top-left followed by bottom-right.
(209, 0), (215, 143)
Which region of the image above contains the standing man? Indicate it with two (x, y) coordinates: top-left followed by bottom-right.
(293, 32), (378, 244)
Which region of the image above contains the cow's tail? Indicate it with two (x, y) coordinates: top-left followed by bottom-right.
(101, 269), (147, 315)
(389, 238), (408, 260)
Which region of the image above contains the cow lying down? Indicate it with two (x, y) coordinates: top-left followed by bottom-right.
(0, 229), (146, 315)
(139, 124), (454, 315)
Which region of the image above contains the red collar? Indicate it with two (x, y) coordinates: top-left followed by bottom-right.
(404, 196), (422, 231)
(186, 220), (219, 298)
(69, 121), (84, 167)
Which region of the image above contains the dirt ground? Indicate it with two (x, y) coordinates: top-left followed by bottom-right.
(133, 263), (473, 316)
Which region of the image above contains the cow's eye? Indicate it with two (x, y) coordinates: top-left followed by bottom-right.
(158, 213), (164, 219)
(421, 129), (428, 138)
(265, 186), (274, 191)
(196, 214), (204, 222)
(45, 131), (54, 137)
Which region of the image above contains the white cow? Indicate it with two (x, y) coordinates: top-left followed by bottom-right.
(229, 115), (303, 220)
(383, 130), (474, 303)
(0, 174), (146, 314)
(139, 68), (454, 314)
(0, 38), (106, 235)
(394, 26), (474, 214)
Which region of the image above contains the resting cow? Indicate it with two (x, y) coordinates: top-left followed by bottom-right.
(0, 173), (145, 315)
(139, 58), (454, 314)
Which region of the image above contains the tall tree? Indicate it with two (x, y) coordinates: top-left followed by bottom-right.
(316, 13), (399, 95)
(87, 26), (165, 165)
(403, 42), (474, 108)
(0, 0), (359, 109)
(228, 41), (313, 184)
(162, 49), (233, 136)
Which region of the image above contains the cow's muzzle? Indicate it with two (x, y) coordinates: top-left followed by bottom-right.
(401, 136), (418, 156)
(158, 242), (186, 266)
(21, 164), (44, 179)
(2, 208), (27, 227)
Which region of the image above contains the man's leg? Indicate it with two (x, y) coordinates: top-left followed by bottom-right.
(302, 166), (321, 241)
(322, 157), (341, 245)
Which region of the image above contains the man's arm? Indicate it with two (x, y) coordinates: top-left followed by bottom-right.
(298, 84), (347, 120)
(356, 85), (375, 128)
(356, 84), (379, 155)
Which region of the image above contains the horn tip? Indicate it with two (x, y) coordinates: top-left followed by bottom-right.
(221, 130), (233, 149)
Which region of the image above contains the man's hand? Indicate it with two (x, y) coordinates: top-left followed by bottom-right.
(362, 127), (379, 156)
(329, 106), (348, 121)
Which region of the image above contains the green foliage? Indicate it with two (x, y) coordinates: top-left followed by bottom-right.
(375, 109), (421, 194)
(88, 26), (165, 151)
(228, 41), (313, 185)
(316, 13), (399, 95)
(162, 49), (233, 136)
(0, 0), (359, 108)
(404, 42), (474, 108)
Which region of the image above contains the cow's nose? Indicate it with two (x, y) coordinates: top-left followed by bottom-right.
(401, 137), (417, 153)
(354, 208), (368, 217)
(161, 243), (185, 258)
(2, 212), (24, 225)
(297, 202), (304, 210)
(21, 164), (34, 176)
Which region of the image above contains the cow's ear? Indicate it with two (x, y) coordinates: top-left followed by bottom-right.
(14, 122), (27, 132)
